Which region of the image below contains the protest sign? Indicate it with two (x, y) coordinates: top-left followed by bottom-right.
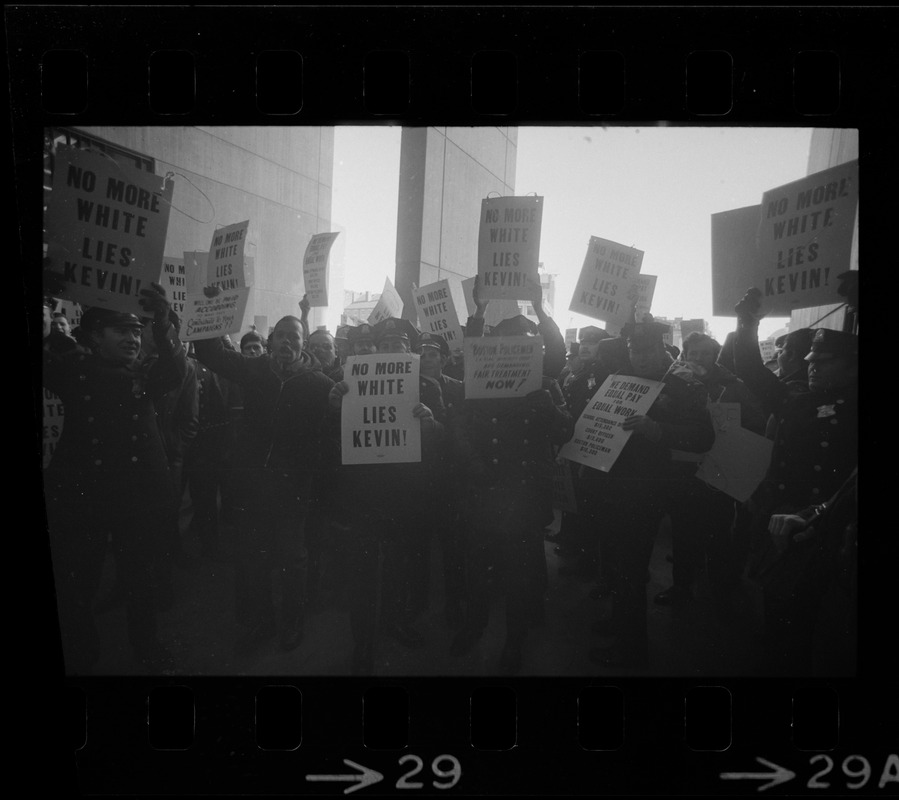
(695, 403), (774, 502)
(756, 160), (858, 311)
(633, 273), (657, 320)
(569, 236), (644, 334)
(679, 319), (705, 347)
(253, 315), (269, 336)
(461, 276), (521, 328)
(42, 387), (64, 469)
(564, 328), (578, 346)
(44, 145), (174, 316)
(759, 338), (778, 364)
(182, 287), (251, 341)
(477, 195), (543, 300)
(206, 220), (249, 291)
(54, 298), (82, 328)
(559, 374), (664, 473)
(160, 256), (187, 316)
(368, 277), (404, 324)
(412, 279), (464, 349)
(341, 353), (422, 465)
(551, 458), (578, 514)
(711, 204), (770, 316)
(302, 231), (339, 307)
(463, 335), (544, 399)
(184, 251), (209, 293)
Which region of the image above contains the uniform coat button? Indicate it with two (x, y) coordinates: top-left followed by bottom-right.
(132, 414), (140, 421)
(492, 458), (499, 465)
(814, 465), (822, 472)
(492, 438), (499, 444)
(491, 418), (498, 424)
(820, 441), (829, 447)
(94, 459), (102, 466)
(521, 461), (528, 467)
(778, 484), (785, 490)
(131, 456), (138, 462)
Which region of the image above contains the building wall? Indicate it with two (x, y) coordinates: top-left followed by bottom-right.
(73, 126), (335, 331)
(395, 126), (517, 326)
(790, 128), (858, 332)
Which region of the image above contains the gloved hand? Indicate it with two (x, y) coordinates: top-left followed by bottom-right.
(139, 282), (171, 322)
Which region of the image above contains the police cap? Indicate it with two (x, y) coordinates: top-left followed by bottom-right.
(347, 323), (376, 344)
(489, 314), (539, 337)
(372, 317), (419, 348)
(79, 307), (145, 332)
(805, 328), (859, 362)
(578, 325), (612, 344)
(622, 317), (670, 353)
(416, 331), (450, 358)
(775, 327), (814, 356)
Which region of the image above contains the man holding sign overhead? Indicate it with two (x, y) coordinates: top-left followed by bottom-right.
(193, 312), (334, 657)
(451, 314), (573, 675)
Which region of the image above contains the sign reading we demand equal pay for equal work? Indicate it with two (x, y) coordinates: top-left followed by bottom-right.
(341, 353), (422, 465)
(559, 374), (663, 473)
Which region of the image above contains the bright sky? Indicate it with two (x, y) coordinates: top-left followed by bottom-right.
(332, 125), (815, 341)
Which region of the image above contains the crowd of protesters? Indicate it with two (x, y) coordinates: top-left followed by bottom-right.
(41, 273), (858, 677)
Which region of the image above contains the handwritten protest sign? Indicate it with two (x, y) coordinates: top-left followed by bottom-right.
(184, 251), (208, 293)
(302, 231), (339, 307)
(182, 287), (250, 341)
(368, 277), (404, 325)
(461, 276), (521, 328)
(633, 273), (657, 320)
(564, 328), (578, 346)
(695, 403), (773, 502)
(477, 195), (543, 300)
(253, 315), (268, 335)
(341, 353), (422, 465)
(44, 145), (174, 316)
(559, 374), (663, 473)
(412, 279), (464, 348)
(463, 335), (544, 399)
(756, 160), (858, 312)
(206, 220), (249, 291)
(569, 237), (644, 333)
(160, 256), (187, 316)
(42, 387), (64, 469)
(552, 459), (578, 514)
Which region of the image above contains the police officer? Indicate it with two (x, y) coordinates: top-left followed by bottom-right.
(584, 318), (715, 669)
(449, 313), (574, 674)
(415, 331), (466, 627)
(194, 313), (334, 657)
(731, 289), (858, 675)
(328, 317), (444, 672)
(43, 283), (185, 673)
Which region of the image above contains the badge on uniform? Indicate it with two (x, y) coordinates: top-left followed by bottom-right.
(817, 404), (836, 418)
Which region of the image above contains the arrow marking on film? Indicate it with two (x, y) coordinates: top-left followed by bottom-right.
(306, 759), (384, 795)
(720, 757), (796, 792)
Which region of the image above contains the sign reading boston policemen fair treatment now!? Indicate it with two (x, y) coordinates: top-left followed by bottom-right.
(559, 374), (663, 473)
(302, 231), (339, 307)
(44, 145), (175, 317)
(341, 353), (422, 465)
(477, 195), (544, 301)
(463, 335), (544, 400)
(569, 236), (645, 334)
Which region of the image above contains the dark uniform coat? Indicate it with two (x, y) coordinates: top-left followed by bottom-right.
(43, 320), (186, 513)
(451, 377), (573, 532)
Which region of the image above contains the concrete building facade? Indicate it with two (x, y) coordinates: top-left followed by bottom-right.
(394, 126), (518, 327)
(56, 126), (336, 332)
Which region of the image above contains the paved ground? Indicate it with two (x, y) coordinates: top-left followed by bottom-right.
(85, 502), (773, 677)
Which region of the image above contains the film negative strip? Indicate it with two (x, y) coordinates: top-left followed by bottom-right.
(10, 5), (894, 797)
